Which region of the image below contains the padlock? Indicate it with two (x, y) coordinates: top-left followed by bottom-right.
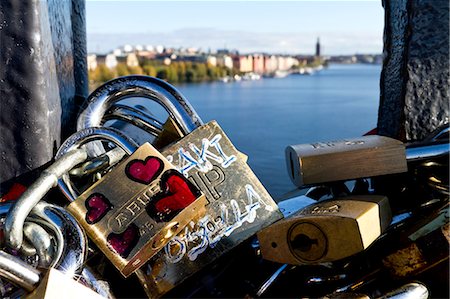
(136, 121), (281, 297)
(0, 200), (113, 298)
(4, 200), (88, 275)
(285, 135), (408, 187)
(0, 250), (103, 298)
(257, 195), (392, 265)
(74, 76), (281, 297)
(382, 203), (449, 279)
(26, 268), (104, 299)
(77, 75), (203, 157)
(286, 134), (450, 188)
(55, 128), (207, 277)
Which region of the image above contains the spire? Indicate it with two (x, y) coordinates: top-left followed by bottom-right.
(315, 37), (321, 57)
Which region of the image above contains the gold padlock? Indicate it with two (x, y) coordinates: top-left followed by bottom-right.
(257, 195), (392, 265)
(26, 268), (104, 299)
(285, 135), (407, 187)
(136, 121), (282, 298)
(67, 142), (206, 277)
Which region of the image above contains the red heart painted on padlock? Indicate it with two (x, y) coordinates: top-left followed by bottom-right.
(155, 171), (200, 217)
(125, 156), (164, 185)
(107, 224), (139, 258)
(85, 193), (112, 224)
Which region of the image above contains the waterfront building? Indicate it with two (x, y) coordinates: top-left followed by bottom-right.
(207, 55), (217, 67)
(123, 44), (133, 53)
(233, 55), (253, 73)
(263, 55), (278, 74)
(87, 54), (97, 71)
(217, 55), (233, 69)
(96, 53), (118, 69)
(136, 51), (156, 61)
(277, 56), (299, 71)
(252, 54), (265, 74)
(145, 45), (155, 52)
(155, 45), (165, 54)
(116, 53), (139, 67)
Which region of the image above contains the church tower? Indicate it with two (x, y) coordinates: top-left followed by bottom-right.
(315, 37), (321, 57)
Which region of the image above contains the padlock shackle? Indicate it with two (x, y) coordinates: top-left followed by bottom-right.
(56, 126), (139, 202)
(4, 149), (88, 251)
(77, 75), (203, 135)
(30, 202), (88, 276)
(103, 104), (164, 136)
(1, 202), (88, 277)
(0, 250), (40, 292)
(23, 222), (53, 268)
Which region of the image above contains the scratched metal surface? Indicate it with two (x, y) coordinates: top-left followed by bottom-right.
(378, 0), (449, 142)
(0, 0), (87, 185)
(136, 121), (282, 297)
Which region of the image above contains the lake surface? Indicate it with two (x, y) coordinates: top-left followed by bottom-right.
(175, 64), (382, 198)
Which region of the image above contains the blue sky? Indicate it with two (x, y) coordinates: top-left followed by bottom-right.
(86, 1), (384, 55)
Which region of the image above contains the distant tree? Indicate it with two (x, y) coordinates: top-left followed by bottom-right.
(156, 67), (168, 80)
(167, 65), (179, 83)
(143, 65), (157, 77)
(185, 69), (197, 82)
(91, 64), (115, 83)
(127, 65), (143, 75)
(176, 62), (187, 82)
(116, 63), (129, 76)
(194, 63), (207, 81)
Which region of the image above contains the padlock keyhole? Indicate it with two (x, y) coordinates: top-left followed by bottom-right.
(291, 234), (318, 252)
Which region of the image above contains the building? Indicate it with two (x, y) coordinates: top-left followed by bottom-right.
(233, 55), (253, 73)
(217, 55), (233, 69)
(87, 54), (97, 71)
(264, 55), (278, 74)
(116, 53), (139, 67)
(252, 54), (265, 74)
(207, 55), (217, 67)
(96, 54), (118, 69)
(315, 38), (321, 57)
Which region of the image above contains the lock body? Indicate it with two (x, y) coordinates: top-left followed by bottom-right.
(26, 268), (103, 299)
(137, 121), (282, 297)
(286, 135), (407, 187)
(258, 195), (392, 265)
(67, 142), (206, 277)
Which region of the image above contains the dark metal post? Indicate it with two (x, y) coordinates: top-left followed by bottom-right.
(0, 0), (87, 186)
(378, 0), (449, 141)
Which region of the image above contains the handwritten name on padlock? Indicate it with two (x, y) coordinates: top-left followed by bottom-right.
(138, 121), (282, 298)
(67, 143), (206, 277)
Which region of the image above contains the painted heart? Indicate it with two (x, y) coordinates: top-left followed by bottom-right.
(147, 171), (200, 222)
(85, 193), (112, 224)
(107, 224), (139, 258)
(125, 156), (164, 185)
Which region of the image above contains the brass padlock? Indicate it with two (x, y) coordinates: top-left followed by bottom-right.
(257, 195), (392, 265)
(285, 135), (407, 187)
(137, 120), (282, 297)
(67, 142), (206, 277)
(26, 268), (104, 299)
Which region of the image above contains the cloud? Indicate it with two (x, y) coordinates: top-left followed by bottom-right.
(87, 28), (382, 55)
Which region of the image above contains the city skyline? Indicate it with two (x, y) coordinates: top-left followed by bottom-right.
(86, 1), (384, 55)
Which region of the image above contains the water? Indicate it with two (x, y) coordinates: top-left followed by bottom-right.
(174, 64), (382, 198)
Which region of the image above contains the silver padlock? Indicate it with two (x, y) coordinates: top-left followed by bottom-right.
(0, 250), (106, 298)
(0, 200), (112, 297)
(77, 75), (203, 154)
